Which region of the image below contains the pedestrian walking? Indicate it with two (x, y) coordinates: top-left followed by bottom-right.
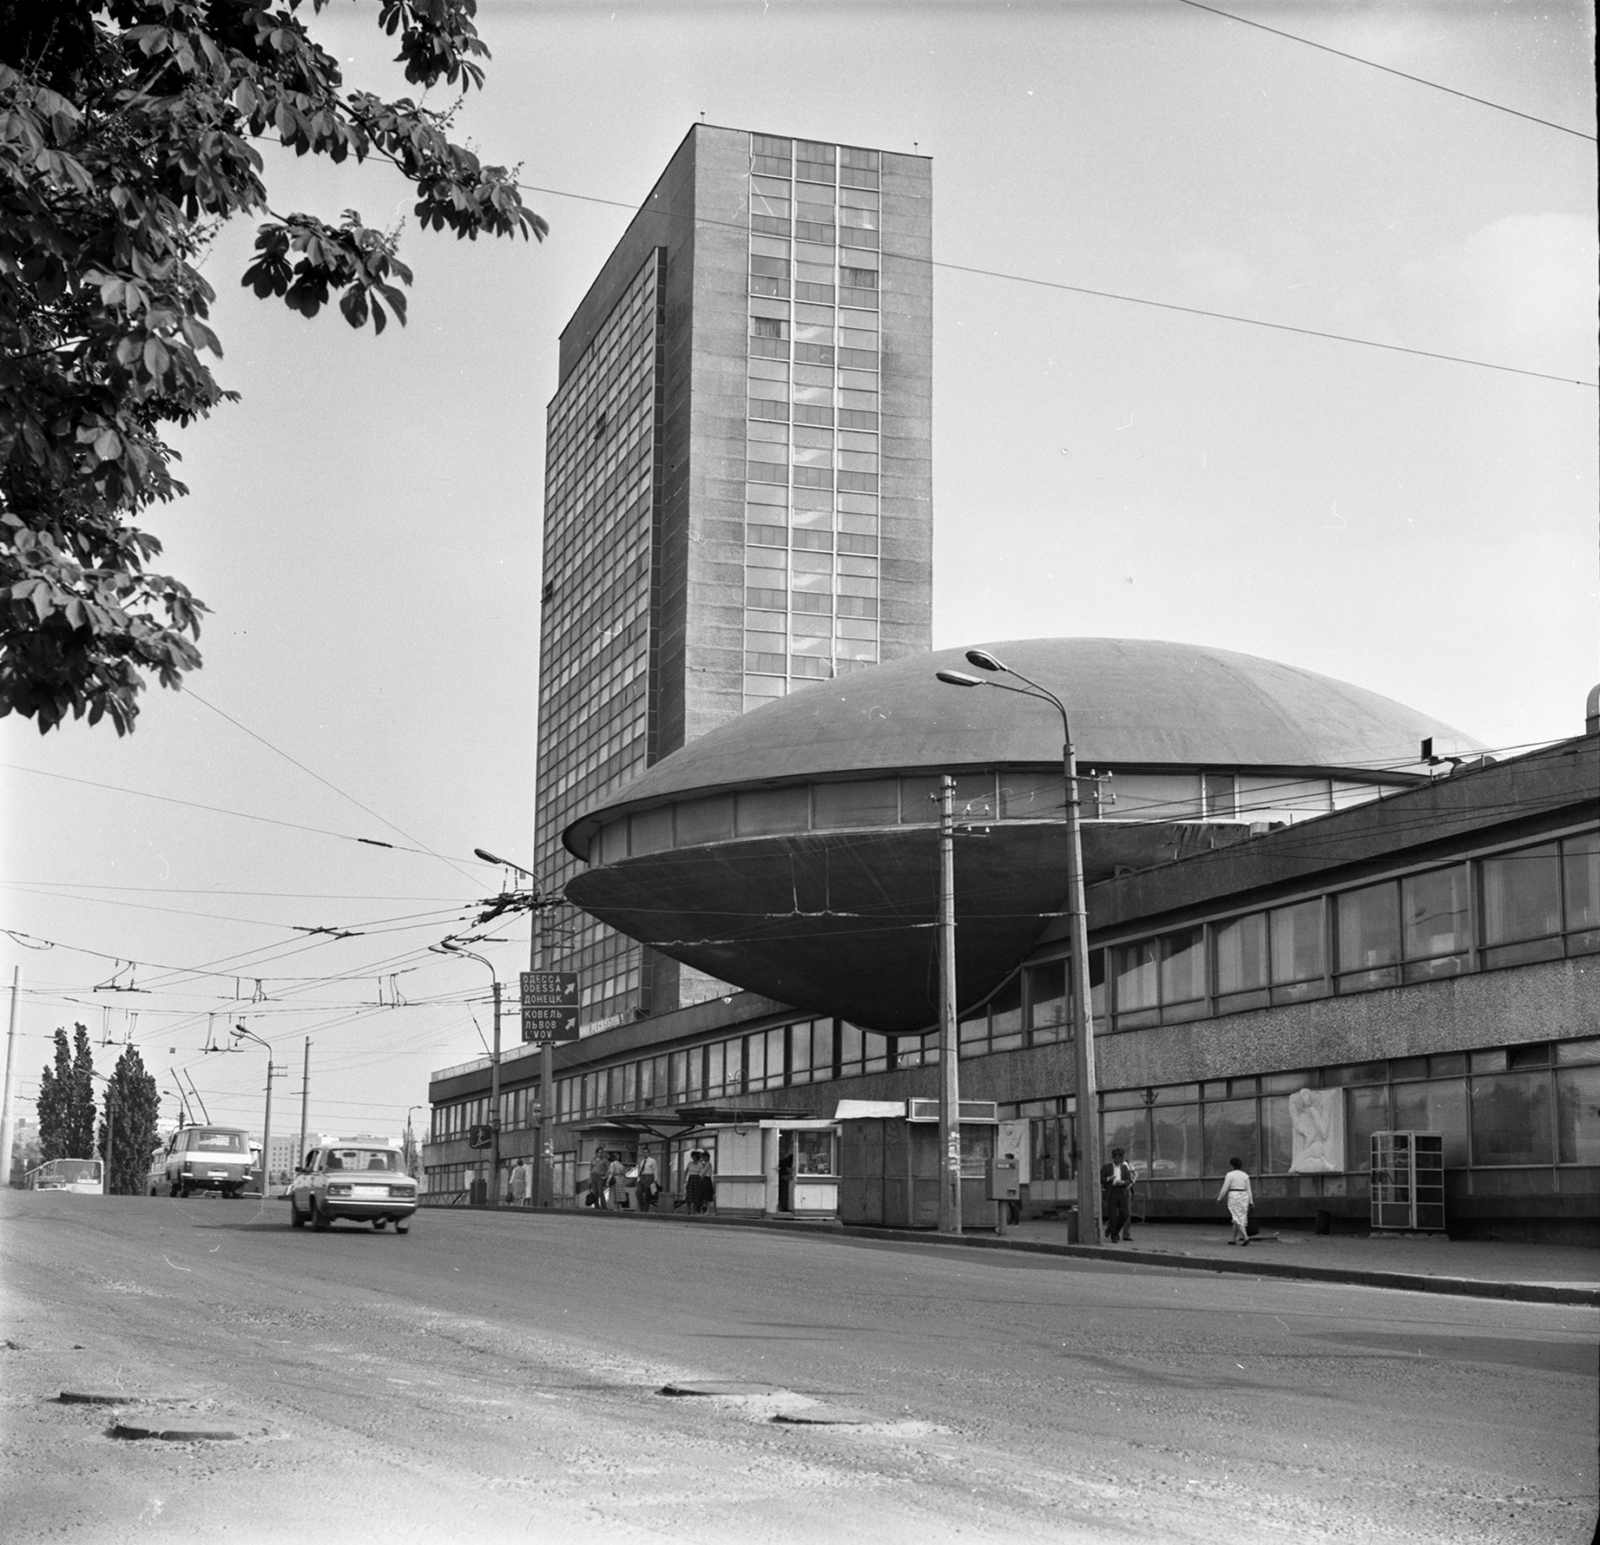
(1218, 1156), (1253, 1245)
(509, 1159), (530, 1209)
(588, 1147), (608, 1209)
(1100, 1146), (1136, 1242)
(635, 1150), (659, 1212)
(606, 1154), (626, 1210)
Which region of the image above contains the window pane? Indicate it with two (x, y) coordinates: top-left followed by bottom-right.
(1202, 1098), (1257, 1175)
(1160, 928), (1205, 1005)
(1105, 774), (1201, 821)
(839, 1020), (863, 1071)
(705, 1042), (725, 1099)
(1393, 1080), (1469, 1166)
(813, 779), (900, 829)
(1470, 1071), (1554, 1165)
(1026, 961), (1067, 1041)
(1000, 770), (1065, 820)
(1150, 1103), (1200, 1179)
(1564, 832), (1600, 931)
(1482, 843), (1562, 944)
(676, 795), (734, 846)
(735, 785), (810, 837)
(1113, 940), (1159, 1013)
(1336, 882), (1399, 985)
(1402, 866), (1470, 959)
(1101, 1106), (1150, 1172)
(1345, 1086), (1390, 1172)
(1270, 900), (1324, 984)
(1214, 913), (1268, 995)
(1557, 1065), (1600, 1163)
(1260, 1095), (1294, 1173)
(744, 1034), (765, 1091)
(989, 974), (1023, 1050)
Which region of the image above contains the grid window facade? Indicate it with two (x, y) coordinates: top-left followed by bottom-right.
(535, 252), (666, 1030)
(744, 134), (884, 713)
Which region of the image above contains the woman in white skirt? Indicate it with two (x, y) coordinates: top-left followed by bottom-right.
(1217, 1156), (1253, 1246)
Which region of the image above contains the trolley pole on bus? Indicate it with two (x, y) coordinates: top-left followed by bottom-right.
(232, 1025), (276, 1199)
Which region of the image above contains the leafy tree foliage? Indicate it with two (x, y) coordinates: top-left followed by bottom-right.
(35, 1022), (97, 1158)
(1, 0), (543, 733)
(98, 1041), (159, 1193)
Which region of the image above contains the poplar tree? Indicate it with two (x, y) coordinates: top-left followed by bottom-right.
(99, 1042), (159, 1194)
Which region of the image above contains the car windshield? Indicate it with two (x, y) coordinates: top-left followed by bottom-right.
(330, 1149), (399, 1171)
(193, 1130), (247, 1152)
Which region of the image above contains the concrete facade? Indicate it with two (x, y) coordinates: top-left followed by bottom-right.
(535, 125), (935, 1032)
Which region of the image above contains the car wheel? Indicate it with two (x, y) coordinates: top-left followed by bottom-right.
(372, 1218), (387, 1231)
(175, 1181), (187, 1199)
(311, 1199), (331, 1232)
(290, 1200), (307, 1228)
(395, 1222), (409, 1235)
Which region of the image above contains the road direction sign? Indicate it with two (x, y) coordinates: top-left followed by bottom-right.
(519, 971), (579, 1043)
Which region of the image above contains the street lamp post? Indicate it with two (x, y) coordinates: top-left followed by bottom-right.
(936, 774), (962, 1234)
(937, 650), (1104, 1245)
(231, 1025), (275, 1199)
(438, 943), (502, 1205)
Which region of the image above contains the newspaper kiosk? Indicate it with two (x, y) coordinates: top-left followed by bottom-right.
(837, 1098), (1001, 1229)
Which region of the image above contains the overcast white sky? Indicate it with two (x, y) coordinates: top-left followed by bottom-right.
(3, 1), (1594, 1147)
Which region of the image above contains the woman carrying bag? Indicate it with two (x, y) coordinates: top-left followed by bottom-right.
(1217, 1156), (1253, 1246)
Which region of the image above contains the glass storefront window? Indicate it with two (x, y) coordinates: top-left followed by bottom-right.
(1557, 1065), (1600, 1164)
(1202, 1098), (1257, 1175)
(1101, 1106), (1151, 1172)
(794, 1129), (836, 1175)
(1392, 1080), (1469, 1166)
(1470, 1072), (1554, 1165)
(1345, 1086), (1391, 1172)
(1336, 882), (1400, 989)
(1260, 1095), (1294, 1173)
(1150, 1103), (1200, 1179)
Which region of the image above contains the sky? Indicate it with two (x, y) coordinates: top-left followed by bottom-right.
(2, 0), (1594, 1152)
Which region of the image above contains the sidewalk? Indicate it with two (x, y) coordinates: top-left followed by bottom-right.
(563, 1205), (1600, 1306)
(987, 1217), (1600, 1306)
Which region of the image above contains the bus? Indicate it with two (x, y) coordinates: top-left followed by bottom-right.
(24, 1157), (104, 1194)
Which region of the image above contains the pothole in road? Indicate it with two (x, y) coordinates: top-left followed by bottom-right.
(658, 1381), (792, 1398)
(106, 1422), (248, 1443)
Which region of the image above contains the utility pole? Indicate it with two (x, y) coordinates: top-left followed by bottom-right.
(489, 978), (502, 1205)
(535, 908), (556, 1209)
(297, 1038), (311, 1164)
(0, 967), (21, 1189)
(937, 774), (963, 1235)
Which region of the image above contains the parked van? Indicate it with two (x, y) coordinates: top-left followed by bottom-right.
(148, 1125), (254, 1198)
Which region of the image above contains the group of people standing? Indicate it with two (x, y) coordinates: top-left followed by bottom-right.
(585, 1147), (661, 1211)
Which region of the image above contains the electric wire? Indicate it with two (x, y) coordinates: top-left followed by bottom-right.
(1174, 0), (1596, 143)
(181, 687), (484, 885)
(515, 182), (1599, 390)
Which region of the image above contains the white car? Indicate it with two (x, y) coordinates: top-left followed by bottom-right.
(149, 1125), (254, 1199)
(287, 1138), (417, 1233)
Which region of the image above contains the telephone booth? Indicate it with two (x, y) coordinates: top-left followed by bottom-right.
(1370, 1130), (1446, 1233)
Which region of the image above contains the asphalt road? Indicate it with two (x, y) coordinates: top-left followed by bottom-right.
(3, 1191), (1595, 1545)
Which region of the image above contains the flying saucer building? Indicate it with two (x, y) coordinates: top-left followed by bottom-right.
(427, 640), (1600, 1242)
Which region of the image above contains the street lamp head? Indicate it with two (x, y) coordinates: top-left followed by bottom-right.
(473, 847), (509, 867)
(936, 669), (984, 688)
(964, 648), (1007, 673)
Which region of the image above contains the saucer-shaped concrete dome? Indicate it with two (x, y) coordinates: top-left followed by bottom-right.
(563, 640), (1476, 1033)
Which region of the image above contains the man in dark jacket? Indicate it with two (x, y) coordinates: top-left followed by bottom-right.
(1101, 1146), (1135, 1242)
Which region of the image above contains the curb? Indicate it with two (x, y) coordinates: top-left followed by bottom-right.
(527, 1203), (1600, 1307)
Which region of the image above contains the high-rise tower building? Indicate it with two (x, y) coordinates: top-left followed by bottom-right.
(534, 125), (933, 1033)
